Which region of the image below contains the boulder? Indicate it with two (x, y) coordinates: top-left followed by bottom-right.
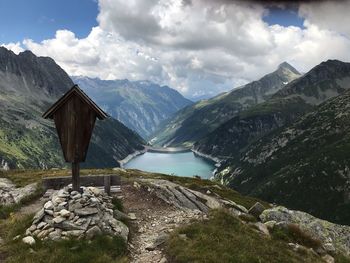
(22, 236), (36, 245)
(248, 202), (265, 218)
(260, 206), (350, 255)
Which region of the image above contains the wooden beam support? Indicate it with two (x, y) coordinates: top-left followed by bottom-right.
(104, 175), (111, 196)
(72, 162), (80, 192)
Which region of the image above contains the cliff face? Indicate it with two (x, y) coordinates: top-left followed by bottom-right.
(0, 47), (144, 169)
(216, 89), (350, 225)
(152, 62), (301, 147)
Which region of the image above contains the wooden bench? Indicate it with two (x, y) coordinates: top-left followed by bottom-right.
(42, 174), (121, 195)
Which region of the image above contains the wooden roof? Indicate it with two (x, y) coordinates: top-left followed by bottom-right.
(43, 84), (108, 120)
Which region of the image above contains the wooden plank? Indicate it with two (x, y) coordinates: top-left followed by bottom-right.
(42, 174), (121, 190)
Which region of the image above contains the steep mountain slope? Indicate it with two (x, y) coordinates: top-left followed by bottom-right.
(72, 76), (192, 139)
(194, 60), (350, 159)
(152, 62), (301, 146)
(0, 47), (144, 169)
(216, 89), (350, 225)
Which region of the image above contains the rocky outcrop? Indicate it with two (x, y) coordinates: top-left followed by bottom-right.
(135, 179), (248, 216)
(0, 178), (37, 205)
(25, 185), (129, 241)
(260, 206), (350, 255)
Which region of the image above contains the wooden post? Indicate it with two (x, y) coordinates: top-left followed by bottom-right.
(104, 175), (111, 195)
(72, 162), (80, 192)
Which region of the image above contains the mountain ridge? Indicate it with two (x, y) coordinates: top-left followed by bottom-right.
(194, 59), (350, 159)
(151, 62), (301, 147)
(72, 76), (193, 139)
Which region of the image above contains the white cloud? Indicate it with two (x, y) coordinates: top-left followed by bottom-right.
(1, 42), (24, 54)
(3, 0), (350, 99)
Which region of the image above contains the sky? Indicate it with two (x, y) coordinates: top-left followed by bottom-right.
(1, 0), (350, 100)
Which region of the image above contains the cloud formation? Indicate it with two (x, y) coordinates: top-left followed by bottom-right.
(3, 0), (350, 99)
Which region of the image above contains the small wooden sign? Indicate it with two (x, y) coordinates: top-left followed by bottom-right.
(43, 85), (108, 191)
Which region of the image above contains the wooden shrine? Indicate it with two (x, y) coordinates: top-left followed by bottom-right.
(43, 84), (108, 191)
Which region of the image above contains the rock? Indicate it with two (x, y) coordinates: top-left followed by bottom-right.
(28, 225), (37, 232)
(133, 181), (141, 189)
(250, 222), (270, 236)
(159, 257), (167, 263)
(13, 235), (21, 241)
(55, 221), (85, 231)
(128, 213), (137, 220)
(260, 206), (350, 254)
(44, 201), (54, 210)
(75, 208), (98, 216)
(146, 232), (169, 251)
(109, 219), (129, 241)
(323, 243), (336, 254)
(63, 230), (84, 237)
(86, 226), (102, 239)
(248, 202), (265, 218)
(33, 208), (45, 224)
(68, 202), (83, 211)
(22, 236), (36, 245)
(53, 216), (66, 224)
(59, 209), (71, 217)
(48, 230), (62, 241)
(37, 222), (47, 229)
(228, 207), (242, 217)
(322, 254), (335, 263)
(264, 220), (276, 230)
(45, 209), (54, 215)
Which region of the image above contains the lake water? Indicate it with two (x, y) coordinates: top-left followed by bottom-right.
(124, 152), (215, 179)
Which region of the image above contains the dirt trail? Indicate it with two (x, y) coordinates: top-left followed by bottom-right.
(121, 183), (205, 263)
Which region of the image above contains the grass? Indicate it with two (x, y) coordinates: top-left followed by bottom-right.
(165, 210), (324, 263)
(271, 223), (322, 250)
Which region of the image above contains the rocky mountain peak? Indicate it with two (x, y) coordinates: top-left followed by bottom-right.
(277, 61), (301, 75)
(0, 46), (73, 99)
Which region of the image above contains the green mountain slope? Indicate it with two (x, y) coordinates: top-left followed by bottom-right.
(194, 60), (350, 159)
(72, 77), (192, 139)
(216, 89), (350, 225)
(152, 62), (301, 147)
(0, 47), (144, 169)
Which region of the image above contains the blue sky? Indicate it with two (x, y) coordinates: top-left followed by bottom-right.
(0, 0), (98, 43)
(263, 6), (305, 28)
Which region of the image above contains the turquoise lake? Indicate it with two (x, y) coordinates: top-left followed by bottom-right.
(124, 152), (215, 179)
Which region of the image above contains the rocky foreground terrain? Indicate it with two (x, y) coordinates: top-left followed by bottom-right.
(0, 170), (349, 263)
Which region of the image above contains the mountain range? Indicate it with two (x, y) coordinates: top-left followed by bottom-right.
(151, 62), (301, 147)
(72, 76), (192, 139)
(194, 60), (350, 159)
(0, 47), (144, 169)
(191, 59), (350, 224)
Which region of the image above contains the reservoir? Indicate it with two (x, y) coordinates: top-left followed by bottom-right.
(124, 151), (215, 179)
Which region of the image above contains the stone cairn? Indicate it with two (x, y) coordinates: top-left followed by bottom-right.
(24, 185), (129, 241)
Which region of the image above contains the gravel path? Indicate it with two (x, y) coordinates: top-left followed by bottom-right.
(122, 183), (205, 263)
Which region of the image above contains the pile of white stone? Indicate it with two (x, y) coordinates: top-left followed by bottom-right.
(24, 185), (128, 242)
